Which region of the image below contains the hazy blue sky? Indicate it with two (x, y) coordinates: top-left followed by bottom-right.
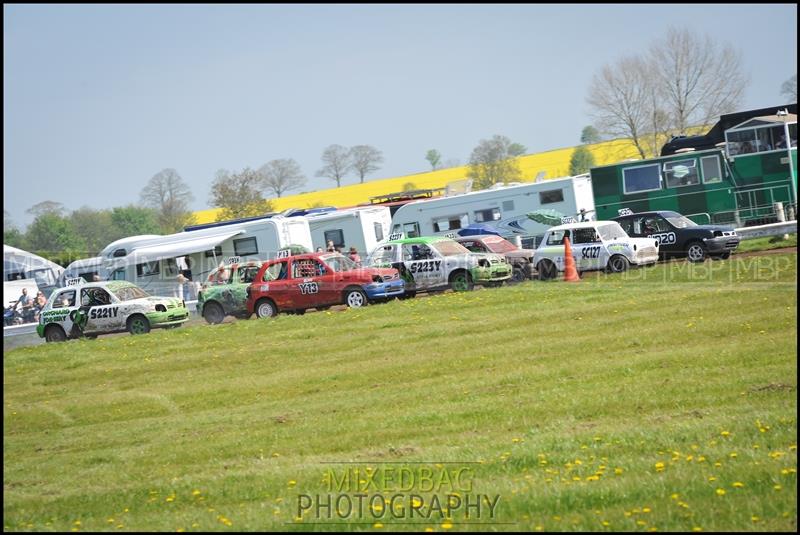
(4, 4), (797, 228)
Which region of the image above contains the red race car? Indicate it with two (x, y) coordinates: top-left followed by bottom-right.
(246, 252), (405, 318)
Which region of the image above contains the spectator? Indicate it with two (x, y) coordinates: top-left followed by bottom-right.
(33, 291), (47, 321)
(93, 274), (101, 282)
(348, 247), (361, 266)
(326, 240), (336, 253)
(316, 247), (324, 253)
(13, 288), (35, 322)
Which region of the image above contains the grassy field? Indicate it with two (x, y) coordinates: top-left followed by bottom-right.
(3, 254), (797, 532)
(737, 234), (797, 254)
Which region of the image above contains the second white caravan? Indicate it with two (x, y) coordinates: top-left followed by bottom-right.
(389, 175), (595, 245)
(305, 206), (392, 256)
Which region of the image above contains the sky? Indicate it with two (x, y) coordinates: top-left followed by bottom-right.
(4, 4), (797, 228)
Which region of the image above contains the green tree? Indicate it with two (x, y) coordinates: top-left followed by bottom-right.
(580, 125), (602, 144)
(425, 149), (442, 170)
(467, 135), (523, 189)
(209, 168), (275, 221)
(110, 205), (162, 239)
(69, 207), (117, 256)
(25, 212), (86, 265)
(569, 146), (596, 175)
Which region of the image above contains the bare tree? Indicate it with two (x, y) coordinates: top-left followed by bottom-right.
(259, 159), (306, 198)
(140, 168), (195, 232)
(26, 201), (65, 218)
(316, 145), (352, 188)
(349, 145), (384, 183)
(425, 149), (442, 170)
(508, 143), (527, 157)
(781, 74), (797, 101)
(649, 28), (746, 135)
(209, 168), (274, 221)
(467, 135), (523, 189)
(587, 56), (652, 159)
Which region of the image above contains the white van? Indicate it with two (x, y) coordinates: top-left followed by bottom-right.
(100, 215), (313, 296)
(306, 206), (392, 256)
(390, 175), (595, 247)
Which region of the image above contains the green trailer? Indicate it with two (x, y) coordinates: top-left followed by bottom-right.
(591, 108), (797, 225)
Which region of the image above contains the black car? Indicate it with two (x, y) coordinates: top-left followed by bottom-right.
(612, 210), (740, 262)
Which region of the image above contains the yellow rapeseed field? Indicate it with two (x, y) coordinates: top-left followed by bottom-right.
(192, 138), (644, 225)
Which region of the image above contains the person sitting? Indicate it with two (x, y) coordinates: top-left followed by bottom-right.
(348, 247), (361, 266)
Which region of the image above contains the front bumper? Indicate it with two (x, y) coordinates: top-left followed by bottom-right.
(704, 236), (741, 254)
(471, 264), (512, 282)
(146, 307), (190, 326)
(364, 280), (405, 300)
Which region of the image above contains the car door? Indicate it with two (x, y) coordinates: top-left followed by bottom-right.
(643, 215), (678, 252)
(401, 242), (444, 290)
(289, 258), (326, 308)
(80, 287), (122, 334)
(259, 260), (292, 309)
(572, 227), (604, 271)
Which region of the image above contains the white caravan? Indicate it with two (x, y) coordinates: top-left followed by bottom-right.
(4, 245), (65, 299)
(59, 256), (109, 286)
(305, 206), (392, 256)
(98, 215), (313, 296)
(389, 175), (595, 246)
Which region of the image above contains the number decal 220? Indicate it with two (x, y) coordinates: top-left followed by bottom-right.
(298, 282), (319, 294)
(581, 246), (601, 259)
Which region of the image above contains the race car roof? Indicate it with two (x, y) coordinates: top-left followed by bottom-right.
(546, 221), (621, 232)
(384, 236), (449, 245)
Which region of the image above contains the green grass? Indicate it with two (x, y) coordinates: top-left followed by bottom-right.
(736, 233), (797, 254)
(4, 254), (797, 532)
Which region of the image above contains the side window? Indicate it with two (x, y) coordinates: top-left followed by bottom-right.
(403, 222), (421, 238)
(642, 216), (668, 234)
(373, 222), (384, 243)
(136, 261), (159, 277)
(432, 214), (468, 232)
(664, 159), (699, 188)
(262, 262), (288, 281)
(462, 241), (486, 253)
(617, 218), (635, 236)
(205, 246), (223, 258)
(573, 228), (599, 244)
(474, 208), (501, 223)
(52, 290), (76, 309)
(162, 258), (179, 278)
(622, 164), (661, 194)
(324, 229), (345, 248)
(370, 245), (396, 266)
(111, 268), (126, 281)
(701, 155), (722, 184)
(233, 237), (258, 256)
(239, 266), (260, 284)
(539, 189), (564, 204)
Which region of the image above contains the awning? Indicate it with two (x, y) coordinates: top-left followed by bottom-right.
(126, 230), (244, 263)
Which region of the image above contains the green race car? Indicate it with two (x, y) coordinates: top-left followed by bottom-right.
(197, 260), (265, 324)
(37, 280), (189, 342)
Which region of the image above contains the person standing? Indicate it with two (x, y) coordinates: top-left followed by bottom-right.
(347, 247), (361, 266)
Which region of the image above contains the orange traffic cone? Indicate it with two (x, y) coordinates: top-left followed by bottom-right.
(563, 237), (580, 282)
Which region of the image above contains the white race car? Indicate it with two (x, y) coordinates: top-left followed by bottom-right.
(37, 279), (189, 342)
(533, 221), (659, 279)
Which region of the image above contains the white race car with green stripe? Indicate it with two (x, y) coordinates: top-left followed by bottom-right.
(37, 280), (189, 342)
(533, 221), (659, 279)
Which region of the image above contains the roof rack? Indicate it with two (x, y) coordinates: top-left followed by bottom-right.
(369, 188), (445, 205)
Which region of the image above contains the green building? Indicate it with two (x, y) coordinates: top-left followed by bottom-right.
(590, 105), (797, 225)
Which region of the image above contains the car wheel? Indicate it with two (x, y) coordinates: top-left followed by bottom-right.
(344, 287), (368, 308)
(536, 260), (557, 281)
(607, 255), (630, 273)
(44, 325), (67, 343)
(686, 241), (707, 262)
(255, 299), (277, 318)
(511, 267), (527, 284)
(127, 315), (151, 335)
(398, 291), (416, 300)
(719, 252), (731, 260)
(203, 302), (225, 324)
(449, 270), (474, 292)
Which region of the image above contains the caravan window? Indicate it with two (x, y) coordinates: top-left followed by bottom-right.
(432, 214), (468, 232)
(205, 246), (222, 258)
(111, 269), (126, 281)
(539, 189), (564, 204)
(373, 222), (384, 242)
(403, 222), (421, 238)
(664, 159), (700, 188)
(701, 156), (722, 184)
(502, 200), (515, 211)
(162, 258), (179, 278)
(137, 261), (159, 277)
(6, 271), (25, 281)
(324, 229), (345, 248)
(622, 164), (661, 194)
(234, 237), (258, 256)
(474, 208), (501, 223)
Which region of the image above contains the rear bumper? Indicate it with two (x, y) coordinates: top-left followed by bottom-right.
(365, 280), (405, 300)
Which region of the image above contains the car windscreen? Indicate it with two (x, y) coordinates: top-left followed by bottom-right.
(482, 236), (517, 253)
(597, 223), (629, 241)
(665, 214), (698, 228)
(111, 285), (150, 301)
(323, 254), (358, 272)
(431, 240), (470, 256)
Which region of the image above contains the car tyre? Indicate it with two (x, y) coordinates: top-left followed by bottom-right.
(511, 267), (527, 284)
(719, 252), (732, 260)
(344, 287), (368, 308)
(607, 255), (630, 273)
(255, 298), (277, 318)
(203, 301), (225, 325)
(449, 270), (474, 292)
(686, 241), (707, 262)
(44, 325), (67, 343)
(536, 260), (557, 281)
(127, 315), (151, 335)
